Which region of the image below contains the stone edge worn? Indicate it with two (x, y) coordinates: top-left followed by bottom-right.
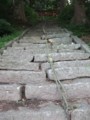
(72, 35), (90, 53)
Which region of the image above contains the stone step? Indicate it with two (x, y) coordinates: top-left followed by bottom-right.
(0, 84), (21, 101)
(47, 66), (90, 81)
(12, 42), (34, 47)
(3, 47), (84, 54)
(12, 42), (81, 50)
(20, 36), (42, 43)
(34, 52), (90, 62)
(0, 70), (46, 84)
(21, 37), (72, 44)
(9, 43), (47, 49)
(71, 105), (90, 120)
(41, 60), (90, 70)
(72, 35), (90, 53)
(55, 43), (81, 50)
(42, 27), (62, 33)
(20, 37), (73, 45)
(0, 102), (67, 120)
(3, 47), (57, 54)
(0, 61), (39, 71)
(7, 43), (81, 52)
(41, 33), (71, 40)
(1, 51), (33, 62)
(20, 39), (47, 44)
(47, 37), (72, 44)
(25, 78), (90, 101)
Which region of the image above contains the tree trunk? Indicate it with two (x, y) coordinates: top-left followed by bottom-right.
(58, 0), (66, 12)
(71, 0), (87, 24)
(13, 0), (27, 23)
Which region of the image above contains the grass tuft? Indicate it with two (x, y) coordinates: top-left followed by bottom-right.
(0, 29), (23, 49)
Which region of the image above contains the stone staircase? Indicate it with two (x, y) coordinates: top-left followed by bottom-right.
(0, 25), (90, 120)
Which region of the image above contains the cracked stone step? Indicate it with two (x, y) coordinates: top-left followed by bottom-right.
(20, 37), (47, 44)
(8, 44), (47, 49)
(4, 48), (84, 54)
(21, 36), (73, 44)
(54, 43), (81, 50)
(12, 42), (34, 47)
(47, 66), (90, 81)
(47, 37), (72, 44)
(41, 60), (90, 70)
(19, 36), (43, 43)
(0, 102), (67, 120)
(7, 43), (82, 51)
(4, 44), (83, 54)
(72, 35), (90, 53)
(0, 61), (39, 71)
(0, 84), (21, 101)
(1, 51), (33, 62)
(26, 78), (90, 101)
(12, 43), (81, 50)
(34, 52), (90, 62)
(3, 47), (57, 54)
(41, 33), (71, 39)
(0, 71), (46, 84)
(42, 27), (62, 33)
(71, 105), (90, 120)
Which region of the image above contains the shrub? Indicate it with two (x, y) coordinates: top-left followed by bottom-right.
(58, 5), (74, 26)
(25, 5), (39, 25)
(0, 19), (14, 36)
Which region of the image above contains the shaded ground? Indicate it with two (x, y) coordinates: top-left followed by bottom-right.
(81, 35), (90, 46)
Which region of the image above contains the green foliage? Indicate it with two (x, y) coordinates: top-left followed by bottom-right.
(65, 24), (90, 37)
(33, 0), (56, 11)
(0, 19), (14, 36)
(0, 30), (22, 48)
(58, 5), (74, 25)
(0, 0), (12, 19)
(25, 5), (39, 25)
(58, 2), (90, 38)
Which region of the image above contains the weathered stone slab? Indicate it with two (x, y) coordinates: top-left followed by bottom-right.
(72, 35), (90, 53)
(12, 43), (81, 50)
(26, 78), (90, 100)
(3, 47), (57, 54)
(48, 37), (72, 44)
(5, 45), (83, 54)
(1, 51), (33, 62)
(47, 67), (90, 81)
(41, 60), (90, 70)
(34, 52), (90, 62)
(9, 44), (47, 49)
(5, 44), (84, 54)
(20, 36), (47, 44)
(0, 84), (21, 101)
(56, 43), (81, 50)
(0, 103), (67, 120)
(0, 71), (46, 84)
(58, 49), (85, 53)
(41, 33), (71, 39)
(20, 36), (42, 43)
(0, 61), (39, 71)
(12, 42), (34, 47)
(43, 27), (62, 33)
(71, 105), (90, 120)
